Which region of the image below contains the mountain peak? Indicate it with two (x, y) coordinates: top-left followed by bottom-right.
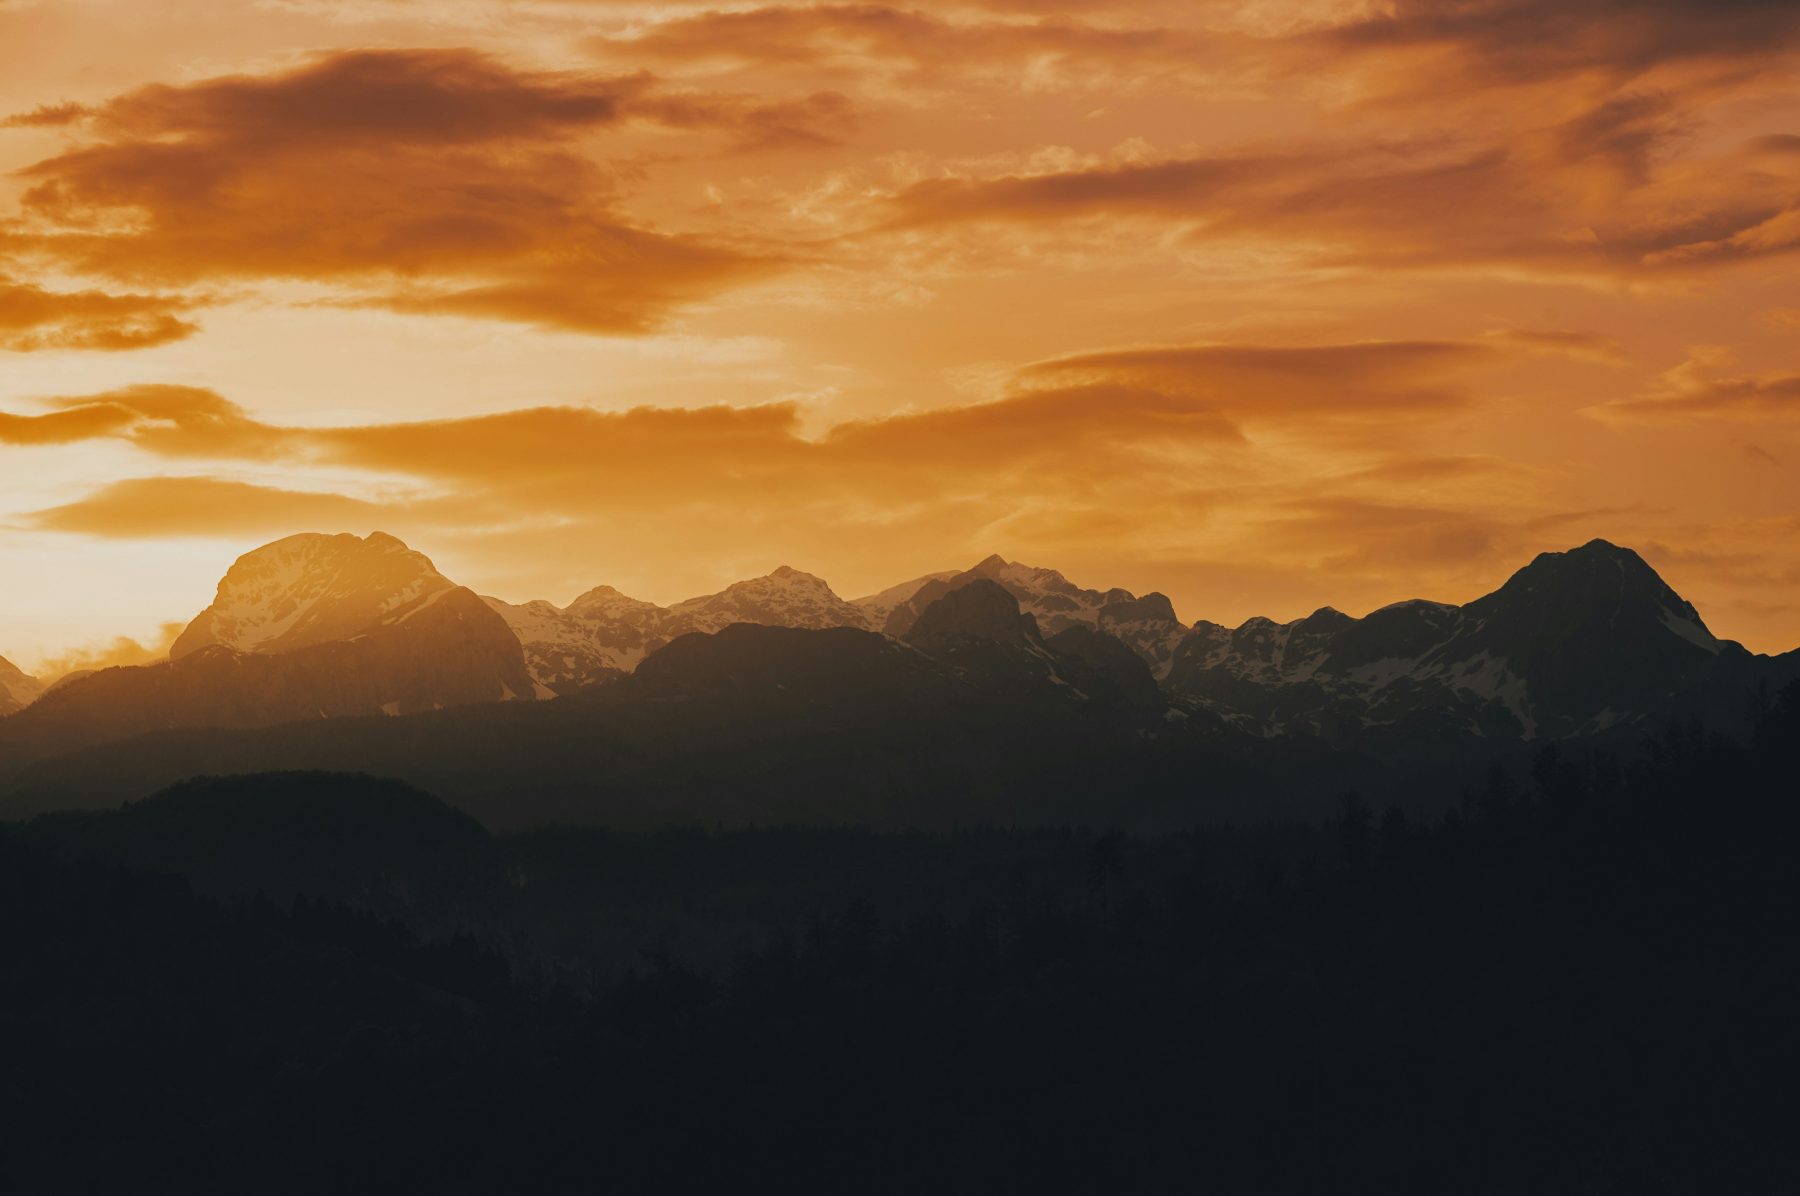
(171, 531), (455, 661)
(968, 553), (1012, 576)
(565, 584), (658, 613)
(1, 654), (45, 717)
(662, 565), (870, 638)
(1505, 539), (1677, 601)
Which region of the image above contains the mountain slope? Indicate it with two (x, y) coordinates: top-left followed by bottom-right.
(483, 585), (660, 693)
(0, 583), (1211, 828)
(2, 532), (539, 753)
(1165, 540), (1783, 745)
(660, 566), (872, 638)
(20, 771), (503, 924)
(881, 555), (1191, 677)
(1, 585), (538, 755)
(496, 567), (872, 691)
(0, 655), (43, 717)
(851, 569), (959, 626)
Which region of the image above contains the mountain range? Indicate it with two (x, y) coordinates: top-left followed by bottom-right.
(1, 531), (1795, 824)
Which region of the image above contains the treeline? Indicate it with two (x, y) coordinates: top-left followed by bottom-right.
(4, 688), (1798, 1192)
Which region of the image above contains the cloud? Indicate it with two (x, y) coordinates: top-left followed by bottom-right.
(1, 101), (90, 128)
(1014, 341), (1498, 417)
(0, 385), (286, 453)
(13, 335), (1494, 473)
(0, 403), (138, 445)
(1312, 0), (1800, 77)
(27, 477), (388, 539)
(1592, 351), (1800, 423)
(0, 277), (198, 352)
(587, 4), (1229, 93)
(881, 122), (1800, 282)
(1480, 328), (1626, 365)
(10, 335), (1534, 616)
(8, 49), (782, 335)
(31, 620), (186, 681)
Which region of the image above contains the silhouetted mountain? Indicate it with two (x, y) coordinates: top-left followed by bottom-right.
(849, 568), (958, 625)
(1, 583), (537, 755)
(1045, 623), (1168, 712)
(0, 655), (41, 717)
(0, 584), (1225, 829)
(22, 772), (502, 925)
(897, 577), (1164, 714)
(498, 554), (1189, 692)
(881, 554), (1190, 677)
(1165, 540), (1795, 747)
(3, 537), (1796, 831)
(492, 566), (873, 691)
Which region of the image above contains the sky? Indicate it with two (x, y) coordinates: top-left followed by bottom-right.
(2, 0), (1799, 674)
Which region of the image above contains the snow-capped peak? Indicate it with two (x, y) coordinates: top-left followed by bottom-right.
(171, 531), (455, 660)
(664, 567), (872, 636)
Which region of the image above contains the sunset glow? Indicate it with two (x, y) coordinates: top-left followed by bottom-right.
(4, 0), (1800, 669)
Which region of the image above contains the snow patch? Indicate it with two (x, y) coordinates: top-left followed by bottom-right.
(1659, 606), (1721, 654)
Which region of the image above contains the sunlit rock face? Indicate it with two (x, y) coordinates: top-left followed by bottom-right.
(172, 532), (458, 660)
(0, 533), (538, 754)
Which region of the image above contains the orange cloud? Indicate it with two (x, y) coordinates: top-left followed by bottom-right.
(1593, 353), (1800, 424)
(27, 477), (388, 539)
(14, 337), (1537, 612)
(1301, 0), (1800, 94)
(0, 403), (138, 445)
(1015, 341), (1498, 418)
(0, 385), (286, 453)
(0, 277), (197, 351)
(589, 4), (1228, 91)
(1, 102), (90, 128)
(877, 118), (1771, 280)
(9, 49), (783, 334)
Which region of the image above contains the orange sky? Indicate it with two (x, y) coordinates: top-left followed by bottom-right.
(3, 0), (1800, 672)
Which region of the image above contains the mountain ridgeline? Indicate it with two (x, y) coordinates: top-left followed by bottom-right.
(1, 533), (1794, 826)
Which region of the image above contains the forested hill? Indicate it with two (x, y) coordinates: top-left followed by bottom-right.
(5, 687), (1798, 1193)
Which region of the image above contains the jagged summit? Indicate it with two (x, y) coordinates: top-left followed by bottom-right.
(902, 579), (1164, 709)
(1164, 536), (1751, 743)
(490, 565), (873, 693)
(879, 554), (1190, 678)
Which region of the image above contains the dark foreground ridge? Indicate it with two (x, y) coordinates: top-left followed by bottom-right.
(5, 687), (1799, 1193)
